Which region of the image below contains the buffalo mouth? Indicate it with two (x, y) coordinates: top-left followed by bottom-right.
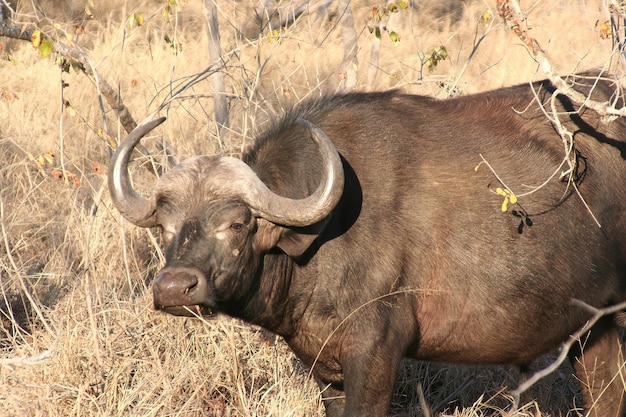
(156, 304), (215, 317)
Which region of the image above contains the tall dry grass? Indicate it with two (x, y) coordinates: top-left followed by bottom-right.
(0, 0), (622, 416)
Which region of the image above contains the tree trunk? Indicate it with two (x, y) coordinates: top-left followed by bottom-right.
(203, 0), (229, 137)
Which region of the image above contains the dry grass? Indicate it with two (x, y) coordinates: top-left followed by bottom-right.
(0, 0), (622, 416)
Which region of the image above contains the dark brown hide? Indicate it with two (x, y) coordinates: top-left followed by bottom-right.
(109, 73), (626, 417)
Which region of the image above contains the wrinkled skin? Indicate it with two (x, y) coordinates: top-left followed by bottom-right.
(109, 73), (626, 417)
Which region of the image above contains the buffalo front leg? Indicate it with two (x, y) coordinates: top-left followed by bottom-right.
(339, 343), (404, 417)
(315, 354), (401, 417)
(569, 321), (626, 417)
(312, 339), (404, 417)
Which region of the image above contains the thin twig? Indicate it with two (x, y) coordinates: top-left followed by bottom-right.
(447, 13), (497, 96)
(510, 299), (626, 408)
(530, 88), (601, 227)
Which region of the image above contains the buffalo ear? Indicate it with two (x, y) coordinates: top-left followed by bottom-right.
(276, 230), (320, 257)
(256, 217), (330, 257)
(276, 215), (331, 257)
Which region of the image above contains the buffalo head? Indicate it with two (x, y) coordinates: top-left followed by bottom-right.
(108, 117), (344, 317)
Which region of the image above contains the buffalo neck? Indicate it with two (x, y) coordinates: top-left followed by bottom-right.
(227, 249), (298, 336)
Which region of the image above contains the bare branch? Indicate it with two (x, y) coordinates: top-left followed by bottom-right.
(498, 0), (626, 120)
(546, 91), (602, 227)
(0, 19), (165, 171)
(0, 20), (32, 40)
(477, 84), (603, 229)
(510, 299), (626, 408)
(53, 41), (137, 134)
(0, 0), (15, 23)
(0, 20), (137, 134)
(447, 14), (497, 97)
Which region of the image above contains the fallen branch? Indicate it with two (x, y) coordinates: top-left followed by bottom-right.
(0, 349), (54, 367)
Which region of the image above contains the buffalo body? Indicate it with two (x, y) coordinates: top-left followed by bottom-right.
(109, 74), (626, 416)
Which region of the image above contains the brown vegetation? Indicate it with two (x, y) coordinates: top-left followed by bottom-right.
(0, 0), (622, 415)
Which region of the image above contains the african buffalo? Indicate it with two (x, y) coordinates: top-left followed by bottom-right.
(108, 73), (626, 417)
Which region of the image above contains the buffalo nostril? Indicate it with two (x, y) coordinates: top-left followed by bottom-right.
(154, 271), (199, 295)
(153, 269), (210, 312)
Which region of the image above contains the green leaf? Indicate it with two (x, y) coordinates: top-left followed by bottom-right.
(267, 29), (281, 44)
(480, 10), (493, 26)
(389, 31), (400, 46)
(38, 40), (54, 58)
(129, 13), (144, 28)
(433, 45), (448, 60)
(31, 30), (41, 48)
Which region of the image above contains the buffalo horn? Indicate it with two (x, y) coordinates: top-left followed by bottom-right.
(108, 117), (166, 227)
(242, 118), (345, 227)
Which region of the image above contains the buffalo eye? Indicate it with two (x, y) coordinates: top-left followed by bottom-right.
(231, 222), (244, 232)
